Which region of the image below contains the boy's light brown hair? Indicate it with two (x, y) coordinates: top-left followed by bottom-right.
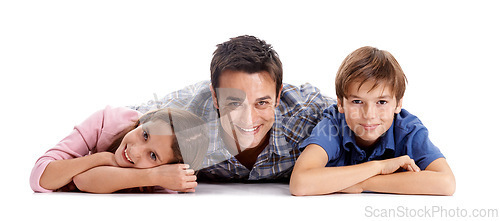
(335, 46), (407, 104)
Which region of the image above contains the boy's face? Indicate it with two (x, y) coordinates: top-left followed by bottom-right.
(338, 80), (402, 148)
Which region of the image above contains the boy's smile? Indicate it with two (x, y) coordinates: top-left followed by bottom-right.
(338, 80), (402, 148)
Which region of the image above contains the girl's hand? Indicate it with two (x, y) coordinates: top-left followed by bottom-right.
(149, 164), (197, 192)
(95, 152), (119, 167)
(378, 155), (420, 175)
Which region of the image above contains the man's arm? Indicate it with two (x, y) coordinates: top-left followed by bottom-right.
(73, 164), (197, 193)
(352, 158), (455, 195)
(289, 144), (420, 196)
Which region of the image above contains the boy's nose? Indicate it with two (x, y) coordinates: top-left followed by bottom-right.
(363, 104), (377, 119)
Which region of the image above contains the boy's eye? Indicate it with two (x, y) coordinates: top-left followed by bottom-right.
(352, 100), (363, 104)
(378, 100), (388, 105)
(150, 152), (157, 161)
(142, 131), (149, 141)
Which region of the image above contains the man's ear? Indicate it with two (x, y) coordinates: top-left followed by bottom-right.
(395, 97), (403, 114)
(209, 84), (219, 109)
(275, 84), (283, 107)
(337, 97), (345, 113)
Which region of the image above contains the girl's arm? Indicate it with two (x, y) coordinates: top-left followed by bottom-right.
(30, 106), (140, 192)
(39, 152), (117, 190)
(289, 144), (420, 196)
(73, 164), (197, 193)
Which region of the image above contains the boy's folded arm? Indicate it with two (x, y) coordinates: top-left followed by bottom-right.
(359, 158), (455, 196)
(290, 144), (382, 196)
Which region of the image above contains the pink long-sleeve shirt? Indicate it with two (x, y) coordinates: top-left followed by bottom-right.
(30, 106), (141, 193)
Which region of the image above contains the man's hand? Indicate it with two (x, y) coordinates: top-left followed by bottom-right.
(150, 164), (198, 192)
(378, 155), (420, 175)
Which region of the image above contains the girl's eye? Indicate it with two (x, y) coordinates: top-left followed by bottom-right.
(150, 152), (157, 161)
(142, 131), (149, 141)
(352, 100), (363, 104)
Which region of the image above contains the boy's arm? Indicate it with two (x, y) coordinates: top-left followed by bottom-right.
(353, 158), (455, 195)
(289, 144), (420, 196)
(73, 164), (197, 193)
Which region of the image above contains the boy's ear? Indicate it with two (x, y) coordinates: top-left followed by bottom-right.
(209, 84), (219, 109)
(395, 97), (403, 114)
(337, 97), (345, 113)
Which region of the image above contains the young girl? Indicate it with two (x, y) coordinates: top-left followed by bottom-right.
(30, 106), (208, 193)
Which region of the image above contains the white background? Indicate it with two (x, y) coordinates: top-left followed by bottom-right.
(1, 0), (499, 220)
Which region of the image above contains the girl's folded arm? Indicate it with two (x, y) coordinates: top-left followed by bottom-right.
(73, 163), (197, 194)
(39, 152), (116, 191)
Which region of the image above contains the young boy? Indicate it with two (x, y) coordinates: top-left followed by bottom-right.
(289, 46), (455, 196)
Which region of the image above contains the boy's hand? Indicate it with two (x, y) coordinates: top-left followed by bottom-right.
(150, 164), (197, 192)
(378, 155), (420, 175)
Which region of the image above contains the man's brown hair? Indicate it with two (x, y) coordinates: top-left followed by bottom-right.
(335, 46), (407, 104)
(210, 35), (283, 96)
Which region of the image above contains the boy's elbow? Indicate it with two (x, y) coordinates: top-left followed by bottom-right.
(440, 173), (456, 196)
(289, 173), (319, 196)
(290, 183), (310, 196)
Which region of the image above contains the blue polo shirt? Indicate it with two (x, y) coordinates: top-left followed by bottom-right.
(299, 104), (444, 170)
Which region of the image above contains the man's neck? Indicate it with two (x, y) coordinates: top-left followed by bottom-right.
(220, 126), (270, 170)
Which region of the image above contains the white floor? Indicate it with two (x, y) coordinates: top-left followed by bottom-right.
(11, 181), (495, 221)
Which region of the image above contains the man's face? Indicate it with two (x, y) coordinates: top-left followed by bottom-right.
(211, 70), (281, 153)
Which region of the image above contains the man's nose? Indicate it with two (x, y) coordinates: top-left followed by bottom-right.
(240, 105), (258, 125)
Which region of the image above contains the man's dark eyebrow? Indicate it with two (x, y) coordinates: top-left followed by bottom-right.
(256, 96), (272, 101)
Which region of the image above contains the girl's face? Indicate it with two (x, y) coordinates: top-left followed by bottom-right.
(114, 124), (177, 168)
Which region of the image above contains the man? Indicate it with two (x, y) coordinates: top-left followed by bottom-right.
(129, 35), (334, 182)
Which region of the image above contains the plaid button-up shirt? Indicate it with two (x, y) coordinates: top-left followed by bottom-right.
(128, 80), (334, 182)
